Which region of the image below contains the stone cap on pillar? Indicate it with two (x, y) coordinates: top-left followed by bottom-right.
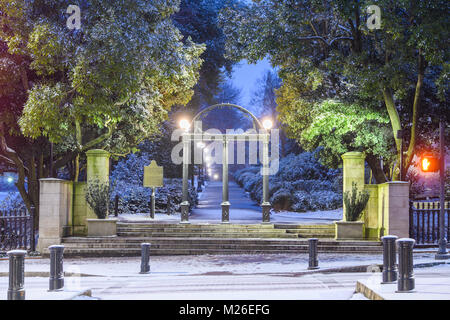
(86, 149), (110, 158)
(341, 151), (366, 160)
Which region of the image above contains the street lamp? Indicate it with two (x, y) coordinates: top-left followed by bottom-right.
(435, 119), (449, 260)
(7, 176), (14, 183)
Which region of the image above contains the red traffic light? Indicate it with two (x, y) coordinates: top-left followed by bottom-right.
(420, 155), (439, 172)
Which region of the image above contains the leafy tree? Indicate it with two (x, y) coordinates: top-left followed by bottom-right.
(173, 0), (238, 112)
(220, 0), (449, 182)
(0, 0), (204, 222)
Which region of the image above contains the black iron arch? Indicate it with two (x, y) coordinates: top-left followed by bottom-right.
(191, 103), (264, 130)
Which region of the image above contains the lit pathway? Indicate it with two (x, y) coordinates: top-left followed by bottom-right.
(190, 181), (341, 224)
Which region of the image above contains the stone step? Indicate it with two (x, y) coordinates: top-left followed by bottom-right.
(116, 232), (301, 238)
(117, 227), (289, 233)
(62, 237), (382, 246)
(61, 246), (382, 257)
(273, 224), (335, 229)
(61, 243), (382, 252)
(117, 223), (277, 229)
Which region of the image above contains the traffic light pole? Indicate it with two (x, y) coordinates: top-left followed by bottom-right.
(436, 118), (449, 260)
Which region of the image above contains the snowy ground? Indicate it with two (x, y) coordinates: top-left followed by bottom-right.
(118, 181), (342, 224)
(0, 252), (447, 300)
(0, 254), (378, 300)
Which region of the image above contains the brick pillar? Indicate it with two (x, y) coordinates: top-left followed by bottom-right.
(341, 152), (366, 221)
(37, 179), (73, 255)
(86, 149), (110, 183)
(378, 181), (410, 238)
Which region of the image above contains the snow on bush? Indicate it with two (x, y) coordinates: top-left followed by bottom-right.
(110, 152), (197, 214)
(233, 150), (342, 212)
(0, 192), (26, 211)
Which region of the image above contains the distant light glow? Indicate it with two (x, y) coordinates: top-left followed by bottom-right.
(197, 142), (205, 148)
(213, 174), (219, 180)
(7, 177), (14, 183)
(262, 119), (273, 130)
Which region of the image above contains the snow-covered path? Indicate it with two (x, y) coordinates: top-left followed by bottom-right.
(190, 181), (342, 224)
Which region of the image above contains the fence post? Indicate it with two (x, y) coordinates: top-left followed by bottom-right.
(381, 235), (397, 283)
(396, 238), (415, 292)
(48, 245), (65, 291)
(167, 196), (171, 215)
(7, 250), (26, 300)
(30, 206), (36, 252)
(307, 238), (319, 270)
(140, 243), (151, 274)
(114, 195), (119, 217)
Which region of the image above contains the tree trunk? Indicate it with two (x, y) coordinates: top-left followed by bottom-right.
(404, 53), (425, 174)
(366, 154), (388, 184)
(382, 88), (402, 180)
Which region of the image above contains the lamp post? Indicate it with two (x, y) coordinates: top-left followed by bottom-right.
(261, 119), (273, 223)
(179, 119), (191, 223)
(436, 118), (449, 260)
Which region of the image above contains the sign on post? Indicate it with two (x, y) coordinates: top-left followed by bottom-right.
(144, 160), (163, 187)
(143, 160), (163, 219)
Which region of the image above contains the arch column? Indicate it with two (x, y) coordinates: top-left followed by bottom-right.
(180, 133), (190, 223)
(261, 133), (271, 223)
(221, 138), (230, 223)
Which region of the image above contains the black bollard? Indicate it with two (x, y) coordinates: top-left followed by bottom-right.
(7, 250), (26, 300)
(307, 238), (319, 270)
(381, 235), (398, 283)
(396, 238), (415, 292)
(49, 245), (65, 291)
(140, 243), (151, 274)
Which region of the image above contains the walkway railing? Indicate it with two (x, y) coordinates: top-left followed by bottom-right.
(0, 207), (35, 252)
(409, 201), (450, 245)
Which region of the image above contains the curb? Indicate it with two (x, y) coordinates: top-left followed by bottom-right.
(356, 281), (384, 300)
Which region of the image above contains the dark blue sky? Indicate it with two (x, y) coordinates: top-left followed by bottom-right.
(228, 57), (273, 113)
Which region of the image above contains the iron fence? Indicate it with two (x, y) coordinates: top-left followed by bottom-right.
(0, 206), (35, 252)
(409, 201), (450, 245)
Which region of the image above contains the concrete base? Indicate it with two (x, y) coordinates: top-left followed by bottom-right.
(435, 253), (450, 260)
(37, 238), (61, 255)
(87, 218), (117, 237)
(335, 221), (364, 240)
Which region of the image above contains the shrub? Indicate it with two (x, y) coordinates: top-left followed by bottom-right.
(233, 149), (342, 212)
(343, 182), (370, 221)
(85, 179), (113, 219)
(0, 192), (26, 211)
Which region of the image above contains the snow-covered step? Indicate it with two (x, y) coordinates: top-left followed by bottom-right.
(60, 236), (382, 257)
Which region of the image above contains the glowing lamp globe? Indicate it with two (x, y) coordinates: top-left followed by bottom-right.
(179, 119), (190, 130)
(262, 119), (273, 130)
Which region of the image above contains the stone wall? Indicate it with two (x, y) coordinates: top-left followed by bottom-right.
(341, 151), (410, 240)
(37, 179), (73, 254)
(37, 149), (111, 251)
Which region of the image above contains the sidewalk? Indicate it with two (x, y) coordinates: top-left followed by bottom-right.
(356, 263), (450, 300)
